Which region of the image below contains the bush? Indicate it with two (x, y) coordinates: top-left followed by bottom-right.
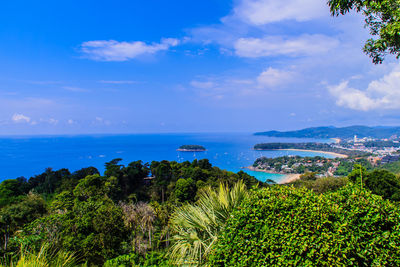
(292, 176), (348, 194)
(209, 185), (400, 266)
(365, 169), (400, 201)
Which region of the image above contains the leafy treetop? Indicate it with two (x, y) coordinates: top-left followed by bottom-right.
(328, 0), (400, 63)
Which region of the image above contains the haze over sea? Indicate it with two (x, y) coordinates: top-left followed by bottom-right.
(0, 133), (335, 183)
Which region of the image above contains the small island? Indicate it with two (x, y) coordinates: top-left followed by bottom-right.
(177, 145), (206, 152)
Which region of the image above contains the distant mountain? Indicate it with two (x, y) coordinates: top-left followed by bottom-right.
(254, 126), (400, 139)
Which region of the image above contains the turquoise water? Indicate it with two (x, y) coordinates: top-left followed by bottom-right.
(0, 133), (334, 183)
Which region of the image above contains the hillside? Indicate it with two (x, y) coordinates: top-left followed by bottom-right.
(254, 126), (400, 139)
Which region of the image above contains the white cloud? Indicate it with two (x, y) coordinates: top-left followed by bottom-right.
(67, 119), (75, 125)
(233, 0), (328, 25)
(329, 82), (378, 111)
(189, 67), (295, 99)
(81, 38), (180, 61)
(12, 113), (31, 123)
(234, 34), (339, 58)
(329, 66), (400, 111)
(257, 67), (294, 87)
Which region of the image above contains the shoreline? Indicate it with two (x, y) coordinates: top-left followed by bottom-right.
(254, 148), (348, 158)
(245, 166), (301, 184)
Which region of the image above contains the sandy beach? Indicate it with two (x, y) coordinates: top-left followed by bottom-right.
(245, 166), (301, 184)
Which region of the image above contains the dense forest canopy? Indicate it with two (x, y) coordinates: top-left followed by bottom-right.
(0, 158), (261, 265)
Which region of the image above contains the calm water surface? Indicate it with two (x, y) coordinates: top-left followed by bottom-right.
(0, 133), (334, 183)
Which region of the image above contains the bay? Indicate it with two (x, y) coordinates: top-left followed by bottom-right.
(0, 133), (335, 183)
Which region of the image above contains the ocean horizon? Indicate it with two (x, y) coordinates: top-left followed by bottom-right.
(0, 132), (335, 183)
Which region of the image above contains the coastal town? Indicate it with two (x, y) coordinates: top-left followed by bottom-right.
(251, 135), (400, 177)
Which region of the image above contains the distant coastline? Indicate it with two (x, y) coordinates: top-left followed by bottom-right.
(254, 125), (400, 139)
(255, 148), (348, 158)
(245, 166), (300, 184)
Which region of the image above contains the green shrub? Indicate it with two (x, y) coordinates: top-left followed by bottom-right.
(292, 176), (348, 194)
(209, 185), (400, 266)
(365, 169), (400, 201)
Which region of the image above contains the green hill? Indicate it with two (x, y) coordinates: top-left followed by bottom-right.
(255, 126), (400, 139)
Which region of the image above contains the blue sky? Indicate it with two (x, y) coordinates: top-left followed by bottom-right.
(1, 0), (400, 135)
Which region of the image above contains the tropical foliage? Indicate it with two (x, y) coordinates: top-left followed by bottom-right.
(169, 181), (248, 266)
(0, 159), (261, 265)
(209, 184), (400, 266)
(1, 244), (82, 267)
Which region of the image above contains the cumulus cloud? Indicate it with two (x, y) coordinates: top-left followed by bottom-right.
(81, 38), (179, 61)
(233, 0), (328, 25)
(234, 35), (339, 58)
(12, 113), (31, 123)
(329, 67), (400, 111)
(189, 66), (296, 99)
(256, 67), (295, 88)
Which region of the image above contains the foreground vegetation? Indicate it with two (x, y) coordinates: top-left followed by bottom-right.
(210, 184), (400, 266)
(1, 157), (400, 266)
(0, 159), (260, 266)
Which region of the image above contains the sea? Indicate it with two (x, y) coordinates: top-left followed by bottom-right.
(0, 133), (335, 183)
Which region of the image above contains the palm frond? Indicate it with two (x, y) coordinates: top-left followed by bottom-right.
(169, 180), (248, 266)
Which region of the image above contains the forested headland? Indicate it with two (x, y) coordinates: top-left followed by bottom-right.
(254, 142), (368, 157)
(254, 125), (400, 139)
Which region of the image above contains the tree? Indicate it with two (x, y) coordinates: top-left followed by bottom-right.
(173, 178), (196, 202)
(169, 181), (248, 265)
(365, 169), (400, 200)
(0, 193), (47, 251)
(0, 179), (27, 207)
(31, 175), (128, 265)
(299, 171), (318, 181)
(119, 202), (155, 254)
(151, 161), (173, 202)
(347, 164), (367, 185)
(328, 0), (400, 63)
